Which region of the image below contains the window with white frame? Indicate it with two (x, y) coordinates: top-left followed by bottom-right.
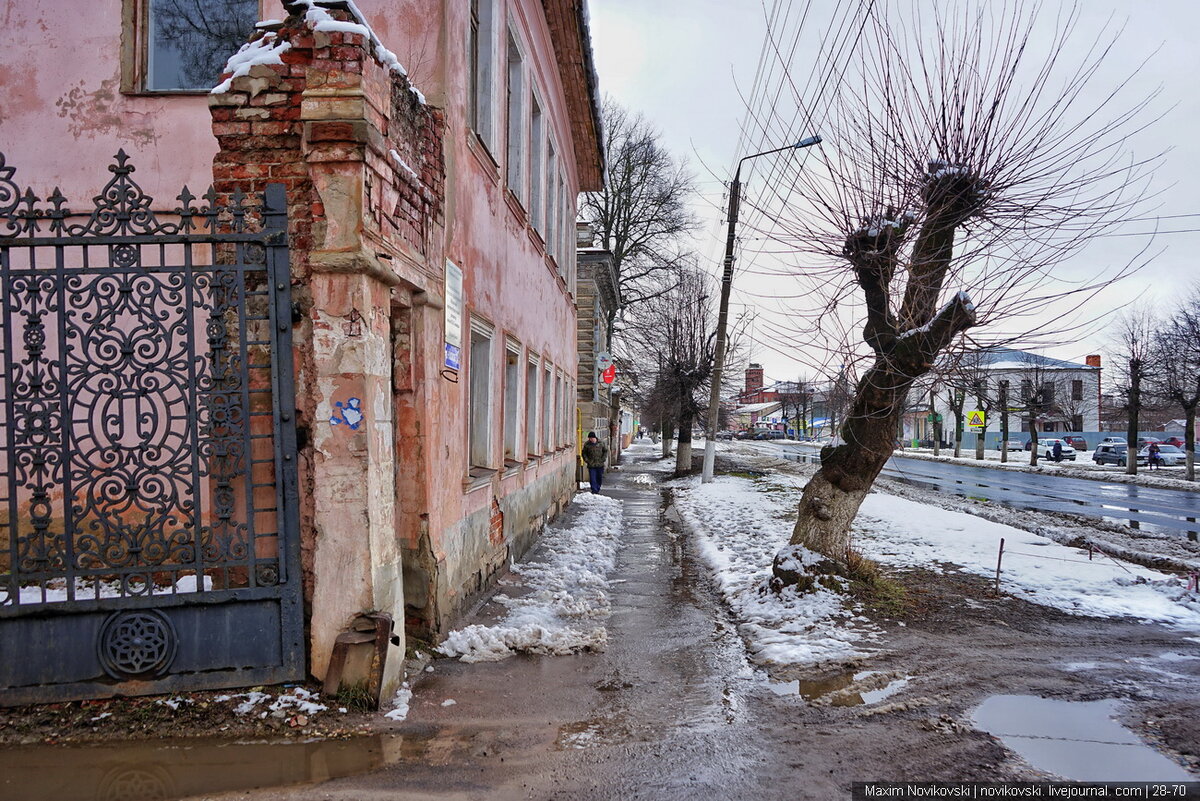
(468, 0), (497, 151)
(124, 0), (258, 93)
(505, 30), (525, 201)
(530, 95), (545, 234)
(542, 363), (553, 451)
(545, 142), (558, 260)
(556, 173), (568, 280)
(503, 340), (521, 463)
(557, 372), (568, 446)
(468, 320), (495, 470)
(525, 357), (539, 457)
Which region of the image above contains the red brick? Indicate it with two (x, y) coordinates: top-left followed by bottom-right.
(251, 121), (295, 136)
(212, 122), (251, 136)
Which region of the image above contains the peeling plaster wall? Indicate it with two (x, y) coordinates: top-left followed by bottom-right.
(0, 0), (217, 203)
(3, 0), (587, 692)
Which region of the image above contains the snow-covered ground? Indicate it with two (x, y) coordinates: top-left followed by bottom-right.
(436, 493), (624, 663)
(667, 469), (879, 666)
(668, 449), (1200, 669)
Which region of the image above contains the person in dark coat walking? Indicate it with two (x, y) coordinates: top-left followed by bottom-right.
(582, 431), (609, 494)
(1051, 440), (1063, 462)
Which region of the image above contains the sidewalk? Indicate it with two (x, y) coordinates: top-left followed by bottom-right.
(197, 444), (820, 800)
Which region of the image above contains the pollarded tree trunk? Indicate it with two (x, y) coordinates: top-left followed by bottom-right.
(791, 364), (916, 555)
(675, 409), (694, 476)
(789, 165), (982, 560)
(1126, 370), (1141, 476)
(1185, 405), (1197, 482)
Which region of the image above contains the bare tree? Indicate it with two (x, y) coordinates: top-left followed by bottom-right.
(1150, 288), (1200, 481)
(1011, 355), (1062, 468)
(1109, 305), (1157, 475)
(940, 351), (999, 460)
(580, 98), (698, 338)
(620, 266), (720, 477)
(735, 2), (1158, 562)
(777, 378), (815, 437)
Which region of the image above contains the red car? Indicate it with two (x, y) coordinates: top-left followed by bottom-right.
(1165, 436), (1186, 448)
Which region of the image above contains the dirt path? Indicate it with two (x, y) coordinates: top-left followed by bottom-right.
(180, 451), (1200, 801)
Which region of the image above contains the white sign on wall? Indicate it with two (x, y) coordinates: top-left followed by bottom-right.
(444, 260), (464, 370)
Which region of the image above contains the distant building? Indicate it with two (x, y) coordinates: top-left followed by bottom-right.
(906, 348), (1102, 443)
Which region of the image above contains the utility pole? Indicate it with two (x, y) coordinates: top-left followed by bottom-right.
(702, 136), (821, 483)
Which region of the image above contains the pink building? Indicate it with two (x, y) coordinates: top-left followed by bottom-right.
(0, 0), (602, 702)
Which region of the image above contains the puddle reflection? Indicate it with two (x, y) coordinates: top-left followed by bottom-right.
(768, 670), (909, 707)
(0, 736), (387, 801)
(973, 695), (1193, 781)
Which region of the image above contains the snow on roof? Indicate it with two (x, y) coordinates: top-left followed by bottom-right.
(976, 347), (1095, 371)
(735, 401), (781, 413)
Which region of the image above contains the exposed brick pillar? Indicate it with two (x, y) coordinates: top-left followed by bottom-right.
(208, 9), (445, 696)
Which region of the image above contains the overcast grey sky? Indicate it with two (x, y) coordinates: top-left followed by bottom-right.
(589, 0), (1200, 389)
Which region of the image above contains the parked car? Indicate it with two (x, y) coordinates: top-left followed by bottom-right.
(1002, 439), (1026, 451)
(754, 430), (786, 441)
(1140, 444), (1188, 467)
(1164, 436), (1186, 449)
(715, 430), (734, 440)
(1137, 437), (1163, 448)
(1093, 442), (1129, 466)
(1062, 435), (1088, 451)
(1099, 436), (1125, 444)
(733, 430), (753, 440)
(1031, 439), (1076, 461)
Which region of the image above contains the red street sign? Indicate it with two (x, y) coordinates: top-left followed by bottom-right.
(601, 364), (616, 384)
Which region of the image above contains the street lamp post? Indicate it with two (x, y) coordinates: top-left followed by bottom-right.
(702, 136), (822, 483)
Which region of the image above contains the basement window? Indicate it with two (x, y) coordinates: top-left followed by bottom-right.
(124, 0), (260, 93)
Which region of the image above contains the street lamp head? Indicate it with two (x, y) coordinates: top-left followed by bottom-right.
(793, 135), (822, 149)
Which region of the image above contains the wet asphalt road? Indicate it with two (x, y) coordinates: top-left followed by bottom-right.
(762, 443), (1200, 538)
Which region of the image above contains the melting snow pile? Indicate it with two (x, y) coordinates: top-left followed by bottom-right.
(670, 473), (878, 666)
(212, 0), (426, 102)
(384, 683), (412, 721)
(856, 494), (1200, 627)
(438, 493), (624, 662)
(215, 687), (328, 719)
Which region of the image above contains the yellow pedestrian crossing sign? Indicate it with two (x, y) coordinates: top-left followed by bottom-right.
(967, 410), (986, 430)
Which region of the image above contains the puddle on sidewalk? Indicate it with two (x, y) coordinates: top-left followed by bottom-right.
(767, 669), (909, 707)
(0, 735), (389, 801)
(973, 695), (1193, 781)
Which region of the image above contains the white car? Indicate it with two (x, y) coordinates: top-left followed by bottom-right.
(1034, 439), (1076, 461)
(1139, 444), (1188, 467)
(1002, 439), (1025, 451)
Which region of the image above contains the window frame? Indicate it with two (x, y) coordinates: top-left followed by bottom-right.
(503, 338), (522, 464)
(525, 354), (540, 458)
(121, 0), (261, 95)
(468, 318), (496, 472)
(504, 27), (526, 203)
(467, 0), (498, 153)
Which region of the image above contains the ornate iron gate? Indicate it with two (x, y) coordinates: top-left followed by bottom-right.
(0, 151), (304, 704)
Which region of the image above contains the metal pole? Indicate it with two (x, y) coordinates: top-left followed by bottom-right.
(702, 136), (821, 483)
(995, 537), (1005, 592)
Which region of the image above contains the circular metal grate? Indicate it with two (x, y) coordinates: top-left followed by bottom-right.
(97, 610), (178, 680)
